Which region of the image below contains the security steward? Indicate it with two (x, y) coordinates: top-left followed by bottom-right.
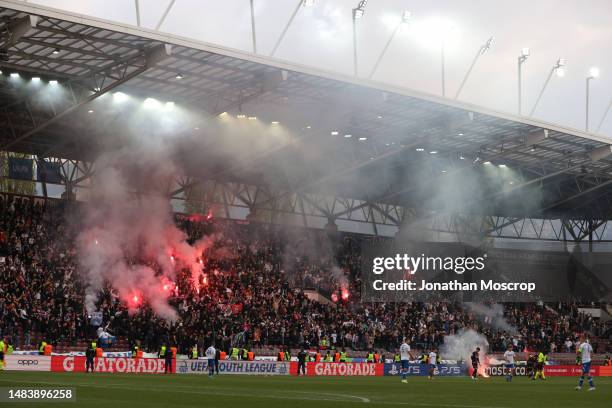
(297, 348), (308, 376)
(38, 340), (47, 356)
(86, 339), (96, 373)
(214, 347), (221, 374)
(366, 350), (375, 363)
(0, 337), (5, 370)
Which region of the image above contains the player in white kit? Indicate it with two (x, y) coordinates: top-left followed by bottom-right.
(205, 344), (216, 378)
(503, 344), (515, 382)
(575, 337), (595, 391)
(399, 338), (414, 383)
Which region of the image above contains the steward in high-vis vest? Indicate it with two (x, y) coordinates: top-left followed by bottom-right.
(394, 353), (401, 362)
(191, 346), (198, 359)
(321, 338), (328, 349)
(339, 349), (348, 362)
(284, 348), (291, 362)
(241, 348), (248, 360)
(159, 344), (167, 358)
(231, 347), (240, 360)
(0, 338), (5, 369)
(324, 351), (333, 362)
(39, 341), (47, 355)
(367, 350), (375, 363)
(132, 345), (139, 358)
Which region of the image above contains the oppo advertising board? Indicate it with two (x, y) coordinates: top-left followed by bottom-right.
(4, 355), (51, 371)
(176, 360), (290, 375)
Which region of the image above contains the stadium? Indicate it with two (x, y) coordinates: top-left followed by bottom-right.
(0, 1), (611, 407)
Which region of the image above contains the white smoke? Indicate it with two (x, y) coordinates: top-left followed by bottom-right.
(440, 328), (489, 362)
(464, 302), (518, 334)
(76, 148), (212, 321)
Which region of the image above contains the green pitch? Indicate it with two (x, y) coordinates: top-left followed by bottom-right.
(0, 372), (610, 408)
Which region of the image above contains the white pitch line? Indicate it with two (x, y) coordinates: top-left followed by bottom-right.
(0, 378), (370, 404)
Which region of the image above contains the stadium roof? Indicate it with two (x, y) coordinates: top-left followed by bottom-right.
(2, 0), (612, 241)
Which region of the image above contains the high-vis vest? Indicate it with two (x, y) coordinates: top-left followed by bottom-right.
(39, 341), (47, 353)
(133, 346), (139, 358)
(394, 354), (401, 362)
(367, 353), (374, 362)
(340, 352), (347, 362)
(0, 341), (5, 353)
(324, 354), (333, 362)
(538, 353), (546, 363)
(160, 346), (167, 357)
(91, 342), (97, 349)
(321, 339), (328, 348)
(284, 351), (291, 361)
(6, 345), (13, 355)
(192, 347), (198, 359)
(231, 348), (239, 360)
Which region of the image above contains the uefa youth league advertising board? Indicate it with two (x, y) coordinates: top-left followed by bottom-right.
(176, 360), (291, 375)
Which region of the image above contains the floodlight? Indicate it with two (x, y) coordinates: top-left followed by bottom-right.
(113, 92), (129, 102)
(521, 47), (530, 57)
(143, 97), (160, 108)
(49, 80), (58, 85)
(331, 131), (339, 135)
(31, 77), (40, 82)
(271, 121), (279, 125)
(165, 101), (175, 109)
(556, 67), (565, 77)
(344, 134), (352, 138)
(175, 73), (184, 79)
(52, 48), (60, 54)
(589, 67), (600, 78)
(353, 8), (364, 19)
(10, 72), (19, 78)
(359, 137), (367, 141)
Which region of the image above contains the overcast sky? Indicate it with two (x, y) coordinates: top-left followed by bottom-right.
(25, 0), (612, 137)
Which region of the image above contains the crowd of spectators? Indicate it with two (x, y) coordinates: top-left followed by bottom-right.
(0, 193), (609, 357)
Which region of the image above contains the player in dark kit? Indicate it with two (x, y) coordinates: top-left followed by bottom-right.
(471, 347), (480, 380)
(164, 347), (173, 374)
(527, 353), (537, 378)
(297, 348), (307, 376)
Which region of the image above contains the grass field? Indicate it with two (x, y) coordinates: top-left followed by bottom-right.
(0, 372), (609, 408)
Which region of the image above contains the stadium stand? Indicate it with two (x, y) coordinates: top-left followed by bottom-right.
(1, 192), (609, 360)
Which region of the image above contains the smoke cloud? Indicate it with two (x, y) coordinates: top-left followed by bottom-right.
(464, 302), (518, 334)
(440, 328), (489, 363)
